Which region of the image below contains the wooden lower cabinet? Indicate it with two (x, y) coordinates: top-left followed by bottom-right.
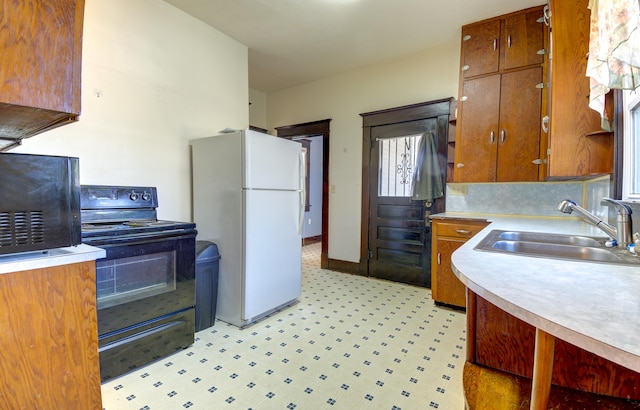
(467, 291), (640, 401)
(431, 218), (488, 308)
(0, 261), (102, 408)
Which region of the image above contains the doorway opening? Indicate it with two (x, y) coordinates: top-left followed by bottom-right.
(276, 119), (331, 269)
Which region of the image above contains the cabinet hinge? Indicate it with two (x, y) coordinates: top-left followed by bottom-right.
(368, 250), (373, 259)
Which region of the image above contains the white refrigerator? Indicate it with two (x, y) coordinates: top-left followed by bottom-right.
(191, 129), (304, 327)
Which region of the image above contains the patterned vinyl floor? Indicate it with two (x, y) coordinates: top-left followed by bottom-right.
(101, 243), (467, 409)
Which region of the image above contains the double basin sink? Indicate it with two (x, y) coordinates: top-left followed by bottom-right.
(474, 230), (640, 265)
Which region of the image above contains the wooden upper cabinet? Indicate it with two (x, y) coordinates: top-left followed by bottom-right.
(454, 75), (501, 182)
(0, 0), (85, 150)
(454, 6), (546, 183)
(496, 67), (543, 181)
(461, 20), (501, 78)
(455, 68), (542, 182)
(502, 9), (545, 71)
(462, 7), (544, 79)
(546, 0), (613, 178)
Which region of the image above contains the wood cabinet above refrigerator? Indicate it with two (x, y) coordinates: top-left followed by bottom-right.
(0, 0), (84, 150)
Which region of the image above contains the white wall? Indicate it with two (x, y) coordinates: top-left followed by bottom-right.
(267, 42), (460, 262)
(13, 0), (248, 222)
(249, 88), (268, 130)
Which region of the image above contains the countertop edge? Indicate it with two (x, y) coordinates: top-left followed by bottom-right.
(0, 244), (106, 274)
(447, 214), (640, 374)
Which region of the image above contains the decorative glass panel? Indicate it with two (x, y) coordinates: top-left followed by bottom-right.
(378, 134), (422, 197)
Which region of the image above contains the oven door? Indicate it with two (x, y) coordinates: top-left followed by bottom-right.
(93, 231), (196, 336)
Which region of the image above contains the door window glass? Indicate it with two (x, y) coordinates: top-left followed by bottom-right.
(378, 134), (422, 197)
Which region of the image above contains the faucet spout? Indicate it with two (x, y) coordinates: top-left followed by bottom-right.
(601, 198), (633, 247)
(557, 199), (619, 243)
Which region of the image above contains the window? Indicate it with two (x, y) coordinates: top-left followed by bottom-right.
(377, 133), (422, 197)
(622, 88), (640, 200)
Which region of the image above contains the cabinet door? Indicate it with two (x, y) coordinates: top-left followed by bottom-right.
(0, 0), (84, 149)
(1, 0), (83, 113)
(433, 237), (467, 307)
(547, 0), (612, 177)
(431, 219), (488, 308)
(502, 9), (544, 71)
(454, 75), (501, 182)
(496, 67), (543, 181)
(461, 20), (501, 78)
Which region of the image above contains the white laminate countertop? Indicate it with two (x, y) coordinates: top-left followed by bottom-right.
(0, 244), (106, 275)
(439, 213), (640, 374)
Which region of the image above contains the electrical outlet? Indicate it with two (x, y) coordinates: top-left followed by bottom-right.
(307, 218), (312, 225)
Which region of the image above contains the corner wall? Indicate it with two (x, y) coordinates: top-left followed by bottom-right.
(12, 0), (249, 222)
(266, 42), (460, 262)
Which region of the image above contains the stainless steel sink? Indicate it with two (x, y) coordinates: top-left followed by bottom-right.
(474, 230), (640, 265)
(496, 231), (603, 247)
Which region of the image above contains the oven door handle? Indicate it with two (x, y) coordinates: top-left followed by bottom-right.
(98, 320), (185, 352)
(84, 229), (197, 245)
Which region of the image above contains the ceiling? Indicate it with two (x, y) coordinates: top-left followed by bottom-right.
(163, 0), (544, 93)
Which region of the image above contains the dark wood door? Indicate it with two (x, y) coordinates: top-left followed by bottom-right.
(368, 119), (439, 287)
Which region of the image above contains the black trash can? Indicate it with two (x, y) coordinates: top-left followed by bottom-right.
(195, 240), (221, 332)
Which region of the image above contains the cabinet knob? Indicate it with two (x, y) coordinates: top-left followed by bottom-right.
(456, 229), (473, 236)
(537, 48), (547, 55)
(535, 82), (545, 89)
(493, 38), (497, 51)
(532, 159), (543, 165)
(507, 35), (512, 48)
(462, 65), (470, 71)
(460, 96), (468, 102)
(463, 35), (471, 41)
(490, 131), (495, 143)
(500, 129), (506, 143)
(456, 163), (465, 168)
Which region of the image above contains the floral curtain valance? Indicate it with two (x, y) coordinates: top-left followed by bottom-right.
(586, 0), (640, 130)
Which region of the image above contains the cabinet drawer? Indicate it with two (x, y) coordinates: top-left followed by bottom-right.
(434, 221), (487, 238)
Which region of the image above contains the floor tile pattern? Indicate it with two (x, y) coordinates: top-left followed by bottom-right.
(102, 243), (467, 409)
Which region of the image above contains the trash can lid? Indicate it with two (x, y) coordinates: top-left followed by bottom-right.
(196, 240), (221, 261)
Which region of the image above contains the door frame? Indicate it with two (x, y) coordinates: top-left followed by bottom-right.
(360, 98), (453, 276)
(276, 119), (331, 269)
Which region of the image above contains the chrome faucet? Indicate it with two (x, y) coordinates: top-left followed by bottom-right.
(557, 198), (632, 247)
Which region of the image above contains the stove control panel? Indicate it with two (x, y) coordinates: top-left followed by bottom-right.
(80, 185), (159, 210)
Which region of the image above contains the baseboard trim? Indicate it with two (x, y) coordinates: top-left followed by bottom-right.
(327, 258), (367, 276)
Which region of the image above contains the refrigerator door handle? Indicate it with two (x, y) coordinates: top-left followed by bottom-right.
(298, 191), (305, 234)
(298, 150), (305, 234)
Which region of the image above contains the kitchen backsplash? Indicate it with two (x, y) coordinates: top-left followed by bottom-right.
(445, 176), (612, 218)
